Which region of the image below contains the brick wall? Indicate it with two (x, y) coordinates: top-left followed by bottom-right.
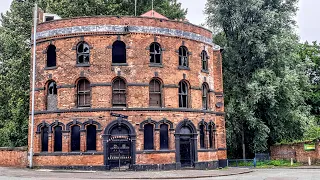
(0, 147), (28, 167)
(271, 142), (320, 163)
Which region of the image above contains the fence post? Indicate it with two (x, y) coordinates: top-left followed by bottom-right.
(291, 158), (293, 166)
(253, 158), (256, 168)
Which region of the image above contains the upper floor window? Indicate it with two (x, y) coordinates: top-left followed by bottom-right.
(149, 42), (162, 64)
(179, 81), (189, 108)
(112, 41), (126, 64)
(112, 78), (126, 107)
(47, 44), (56, 67)
(202, 83), (209, 110)
(149, 79), (162, 107)
(201, 50), (208, 71)
(77, 42), (90, 64)
(179, 46), (189, 68)
(47, 81), (57, 111)
(77, 79), (91, 107)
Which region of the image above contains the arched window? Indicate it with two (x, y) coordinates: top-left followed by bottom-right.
(160, 124), (169, 149)
(200, 124), (205, 149)
(54, 126), (62, 152)
(77, 42), (90, 64)
(77, 79), (91, 107)
(149, 79), (162, 107)
(150, 42), (162, 64)
(201, 50), (208, 71)
(144, 124), (154, 150)
(112, 41), (126, 64)
(86, 125), (96, 151)
(41, 126), (49, 152)
(179, 46), (188, 68)
(208, 123), (215, 149)
(202, 83), (209, 110)
(179, 81), (189, 108)
(47, 44), (56, 67)
(71, 125), (81, 151)
(112, 78), (126, 107)
(47, 81), (57, 111)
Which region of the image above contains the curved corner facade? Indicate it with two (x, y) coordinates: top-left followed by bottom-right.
(29, 16), (227, 170)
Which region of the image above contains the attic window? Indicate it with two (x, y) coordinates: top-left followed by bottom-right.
(45, 16), (54, 21)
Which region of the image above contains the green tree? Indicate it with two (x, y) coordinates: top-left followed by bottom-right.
(0, 0), (187, 147)
(206, 0), (312, 158)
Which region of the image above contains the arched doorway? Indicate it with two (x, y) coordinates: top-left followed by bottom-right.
(103, 117), (136, 170)
(175, 119), (198, 168)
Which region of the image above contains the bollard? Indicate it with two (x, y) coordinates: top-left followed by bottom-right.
(291, 158), (293, 166)
(253, 158), (256, 168)
(308, 157), (311, 166)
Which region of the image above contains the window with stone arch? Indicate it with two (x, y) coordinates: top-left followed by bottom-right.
(179, 80), (189, 108)
(201, 50), (209, 71)
(149, 79), (162, 107)
(202, 83), (209, 110)
(77, 79), (91, 107)
(54, 125), (62, 152)
(41, 126), (49, 152)
(46, 44), (56, 67)
(76, 42), (90, 64)
(71, 125), (81, 151)
(86, 124), (97, 151)
(47, 81), (58, 111)
(208, 122), (216, 149)
(112, 78), (126, 107)
(149, 42), (162, 64)
(144, 124), (154, 150)
(179, 46), (189, 68)
(112, 40), (126, 64)
(160, 123), (169, 149)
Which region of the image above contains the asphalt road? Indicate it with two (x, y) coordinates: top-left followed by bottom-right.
(0, 168), (319, 180)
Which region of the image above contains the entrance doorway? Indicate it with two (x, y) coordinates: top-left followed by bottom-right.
(175, 119), (197, 168)
(103, 117), (136, 170)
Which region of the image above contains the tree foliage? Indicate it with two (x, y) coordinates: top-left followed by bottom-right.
(0, 0), (187, 147)
(205, 0), (313, 158)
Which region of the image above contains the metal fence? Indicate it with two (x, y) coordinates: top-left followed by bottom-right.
(228, 153), (271, 168)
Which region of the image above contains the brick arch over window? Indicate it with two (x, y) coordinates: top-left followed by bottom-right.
(66, 120), (83, 131)
(49, 120), (65, 132)
(139, 118), (159, 130)
(112, 77), (127, 107)
(82, 119), (102, 130)
(158, 118), (174, 131)
(36, 121), (50, 133)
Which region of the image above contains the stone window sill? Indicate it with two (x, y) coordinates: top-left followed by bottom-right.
(137, 150), (175, 154)
(178, 66), (190, 70)
(76, 63), (90, 67)
(112, 63), (128, 66)
(44, 66), (57, 70)
(149, 64), (163, 68)
(201, 69), (209, 74)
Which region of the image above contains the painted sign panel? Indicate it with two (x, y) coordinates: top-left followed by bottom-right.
(304, 144), (316, 151)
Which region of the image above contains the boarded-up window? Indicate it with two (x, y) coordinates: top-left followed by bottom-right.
(112, 78), (126, 107)
(86, 125), (96, 151)
(41, 126), (49, 152)
(149, 79), (162, 107)
(179, 46), (188, 67)
(47, 81), (57, 111)
(112, 41), (126, 64)
(200, 124), (205, 149)
(77, 42), (90, 64)
(202, 83), (209, 110)
(77, 79), (91, 107)
(71, 125), (80, 151)
(160, 124), (169, 149)
(150, 42), (162, 64)
(179, 81), (188, 108)
(54, 126), (62, 152)
(201, 50), (208, 71)
(209, 124), (215, 149)
(47, 44), (56, 67)
(144, 124), (154, 150)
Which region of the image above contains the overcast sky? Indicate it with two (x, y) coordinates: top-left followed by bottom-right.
(0, 0), (319, 42)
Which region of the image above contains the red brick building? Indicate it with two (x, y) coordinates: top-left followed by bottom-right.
(29, 12), (226, 170)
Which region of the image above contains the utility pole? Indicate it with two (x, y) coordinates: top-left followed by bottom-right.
(135, 0), (137, 16)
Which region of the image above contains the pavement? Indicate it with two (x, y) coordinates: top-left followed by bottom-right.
(0, 167), (253, 179)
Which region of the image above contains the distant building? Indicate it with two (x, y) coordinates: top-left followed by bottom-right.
(29, 10), (226, 170)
